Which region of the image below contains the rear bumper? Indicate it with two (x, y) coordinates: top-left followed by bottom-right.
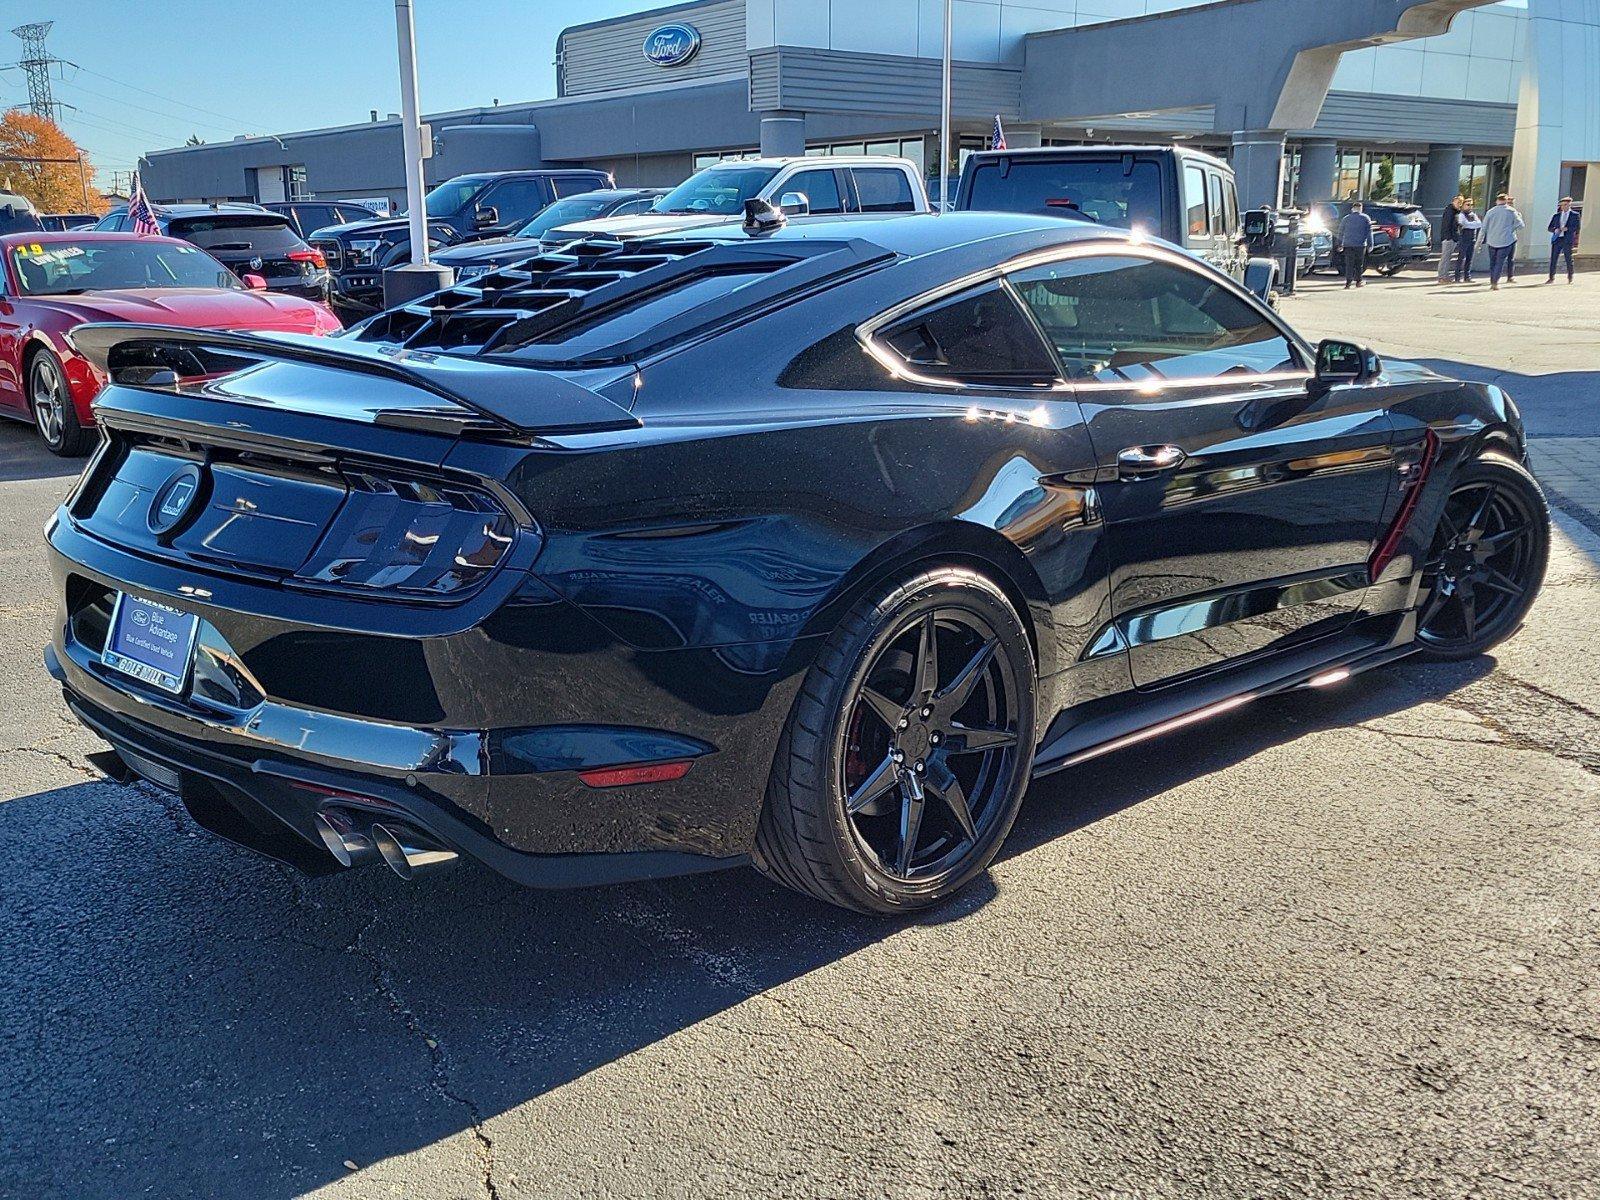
(50, 646), (741, 887)
(46, 515), (808, 885)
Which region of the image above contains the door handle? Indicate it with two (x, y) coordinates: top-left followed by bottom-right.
(1117, 444), (1187, 479)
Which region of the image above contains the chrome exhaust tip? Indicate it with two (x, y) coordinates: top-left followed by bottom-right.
(371, 822), (458, 879)
(313, 810), (379, 868)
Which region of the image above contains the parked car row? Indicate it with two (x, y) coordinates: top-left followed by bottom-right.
(93, 203), (333, 301)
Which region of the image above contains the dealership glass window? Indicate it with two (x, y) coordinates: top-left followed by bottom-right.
(287, 165), (309, 202)
(878, 282), (1058, 384)
(1334, 152), (1363, 201)
(1008, 255), (1300, 384)
(692, 149), (758, 170)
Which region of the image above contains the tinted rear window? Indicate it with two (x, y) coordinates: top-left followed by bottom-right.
(966, 157), (1164, 231)
(168, 215), (301, 252)
(880, 282), (1058, 383)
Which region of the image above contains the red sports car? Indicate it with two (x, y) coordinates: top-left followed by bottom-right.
(0, 231), (342, 455)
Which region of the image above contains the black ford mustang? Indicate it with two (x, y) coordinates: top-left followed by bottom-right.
(47, 212), (1549, 914)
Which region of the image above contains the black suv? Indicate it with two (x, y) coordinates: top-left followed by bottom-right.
(309, 169), (612, 315)
(1311, 201), (1433, 276)
(264, 200), (385, 241)
(92, 202), (330, 300)
(432, 188), (666, 282)
(955, 145), (1249, 282)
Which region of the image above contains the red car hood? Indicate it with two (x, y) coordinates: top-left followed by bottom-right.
(36, 287), (332, 334)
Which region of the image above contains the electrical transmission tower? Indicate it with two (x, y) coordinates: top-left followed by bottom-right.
(11, 22), (61, 121)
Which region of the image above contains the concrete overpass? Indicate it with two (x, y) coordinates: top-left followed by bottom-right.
(1021, 0), (1504, 209)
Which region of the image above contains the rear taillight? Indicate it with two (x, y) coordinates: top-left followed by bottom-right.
(1378, 224), (1401, 239)
(295, 473), (519, 597)
(289, 247), (327, 270)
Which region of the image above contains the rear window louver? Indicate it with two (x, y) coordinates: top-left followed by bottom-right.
(354, 234), (895, 367)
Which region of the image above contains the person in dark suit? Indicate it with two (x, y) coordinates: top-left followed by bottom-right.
(1547, 197), (1582, 284)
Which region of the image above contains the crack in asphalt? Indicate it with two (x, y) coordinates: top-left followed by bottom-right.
(347, 912), (504, 1200)
(615, 891), (870, 1063)
(0, 742), (98, 782)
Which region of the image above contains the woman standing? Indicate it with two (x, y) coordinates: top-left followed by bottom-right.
(1455, 205), (1483, 283)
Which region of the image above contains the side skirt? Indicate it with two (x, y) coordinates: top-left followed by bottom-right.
(1032, 611), (1416, 777)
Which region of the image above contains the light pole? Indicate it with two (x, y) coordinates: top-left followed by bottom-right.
(939, 0), (952, 213)
(382, 0), (452, 308)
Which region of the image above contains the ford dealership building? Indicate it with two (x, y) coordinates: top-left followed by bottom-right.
(142, 0), (1598, 255)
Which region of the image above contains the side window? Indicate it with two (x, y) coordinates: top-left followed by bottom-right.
(779, 169), (845, 215)
(335, 206), (373, 225)
(478, 179), (550, 225)
(95, 211), (125, 232)
(552, 175), (605, 198)
(612, 198), (655, 216)
(853, 169), (916, 213)
(1222, 179), (1239, 236)
(1008, 254), (1302, 385)
(1183, 165), (1209, 239)
(875, 282), (1059, 384)
(1206, 173), (1227, 236)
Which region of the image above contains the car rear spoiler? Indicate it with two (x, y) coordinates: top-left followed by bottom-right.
(67, 323), (642, 436)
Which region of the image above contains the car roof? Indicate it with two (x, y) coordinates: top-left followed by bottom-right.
(568, 188), (667, 201)
(963, 144), (1233, 172)
(632, 210), (1129, 256)
(0, 230), (191, 247)
(693, 156), (913, 169)
(159, 203), (282, 218)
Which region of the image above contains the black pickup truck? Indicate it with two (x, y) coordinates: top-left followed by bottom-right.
(955, 145), (1259, 283)
(308, 168), (612, 315)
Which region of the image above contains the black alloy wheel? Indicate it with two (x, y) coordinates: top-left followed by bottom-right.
(29, 349), (90, 457)
(756, 568), (1036, 914)
(1417, 453), (1549, 661)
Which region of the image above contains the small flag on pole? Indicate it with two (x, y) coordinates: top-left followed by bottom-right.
(127, 174), (161, 236)
(992, 115), (1007, 151)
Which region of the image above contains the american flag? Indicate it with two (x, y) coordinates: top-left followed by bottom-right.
(992, 115), (1007, 151)
(127, 175), (160, 236)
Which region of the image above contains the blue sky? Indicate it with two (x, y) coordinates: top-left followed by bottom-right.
(9, 1), (665, 188)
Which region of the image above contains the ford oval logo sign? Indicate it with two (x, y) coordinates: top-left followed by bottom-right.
(643, 22), (701, 68)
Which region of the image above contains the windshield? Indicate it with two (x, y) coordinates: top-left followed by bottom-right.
(516, 194), (617, 237)
(10, 240), (241, 295)
(422, 177), (488, 218)
(654, 166), (779, 216)
(965, 157), (1165, 231)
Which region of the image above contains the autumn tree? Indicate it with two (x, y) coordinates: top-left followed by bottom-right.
(0, 111), (106, 214)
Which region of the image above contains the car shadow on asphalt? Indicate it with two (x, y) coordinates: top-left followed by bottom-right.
(0, 654), (1492, 1198)
(0, 419), (91, 483)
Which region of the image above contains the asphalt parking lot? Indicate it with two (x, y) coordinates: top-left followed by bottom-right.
(2, 275), (1598, 1199)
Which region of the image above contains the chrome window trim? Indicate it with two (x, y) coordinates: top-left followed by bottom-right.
(856, 239), (1312, 395)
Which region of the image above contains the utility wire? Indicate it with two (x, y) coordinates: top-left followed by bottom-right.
(59, 61), (255, 129)
(57, 78), (242, 137)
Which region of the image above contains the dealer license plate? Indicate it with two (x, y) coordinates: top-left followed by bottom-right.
(102, 593), (200, 695)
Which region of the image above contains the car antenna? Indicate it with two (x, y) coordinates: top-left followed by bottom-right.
(742, 197), (786, 236)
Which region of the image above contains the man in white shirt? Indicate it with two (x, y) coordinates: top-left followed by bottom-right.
(1481, 194), (1526, 290)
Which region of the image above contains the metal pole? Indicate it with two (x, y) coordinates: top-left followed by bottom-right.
(939, 0), (952, 213)
(394, 0), (428, 266)
(76, 154), (88, 210)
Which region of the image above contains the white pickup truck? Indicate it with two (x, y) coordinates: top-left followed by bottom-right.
(539, 156), (930, 245)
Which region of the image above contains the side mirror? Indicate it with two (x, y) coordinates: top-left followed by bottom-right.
(778, 191), (810, 217)
(1311, 339), (1380, 393)
(242, 272), (268, 291)
(474, 205), (500, 229)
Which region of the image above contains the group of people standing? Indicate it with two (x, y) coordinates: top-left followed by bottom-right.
(1437, 193), (1583, 289)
